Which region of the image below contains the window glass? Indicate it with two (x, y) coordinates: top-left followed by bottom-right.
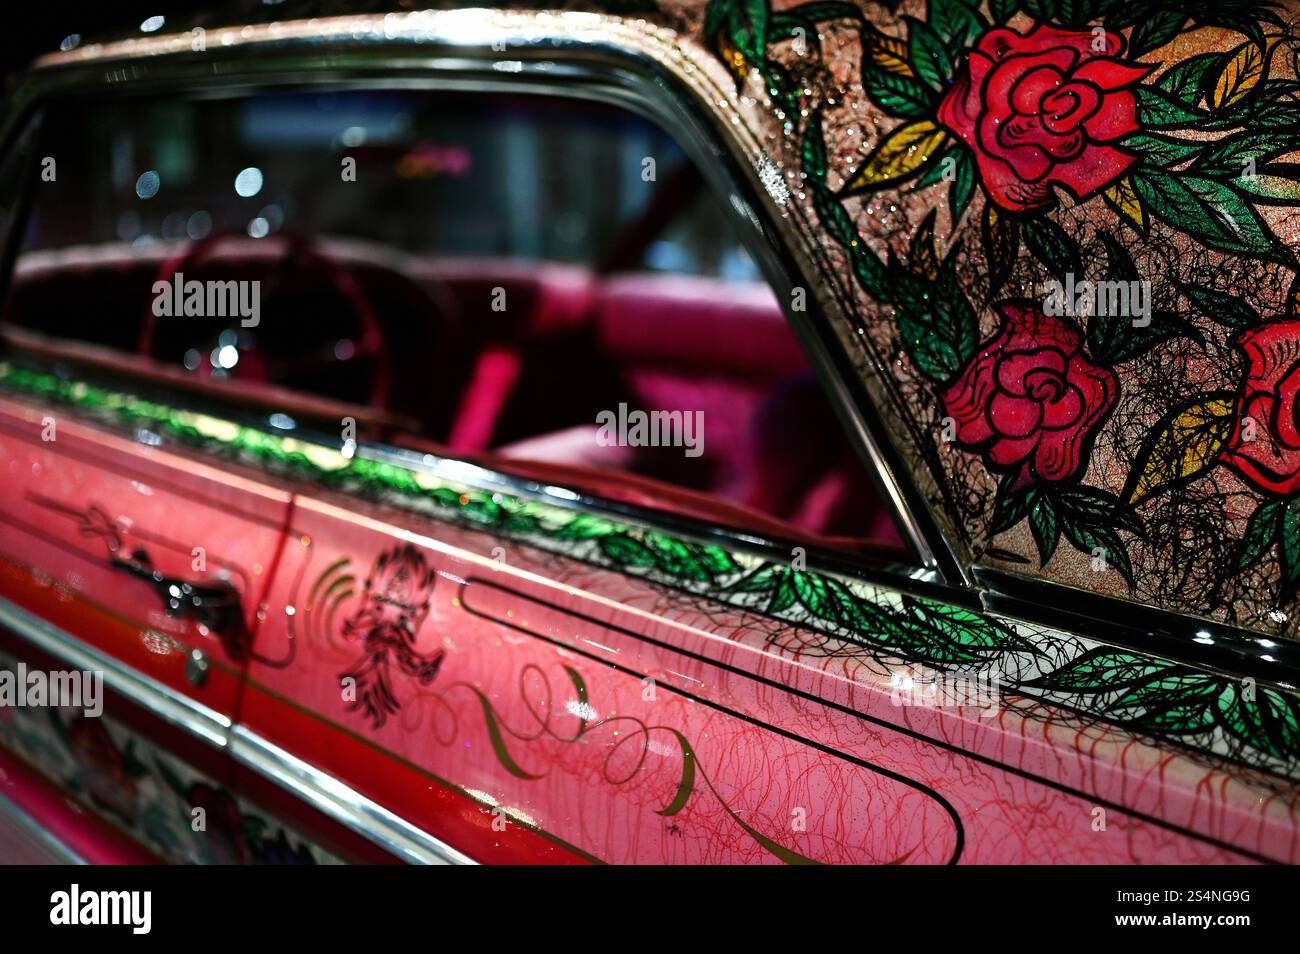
(3, 89), (908, 559)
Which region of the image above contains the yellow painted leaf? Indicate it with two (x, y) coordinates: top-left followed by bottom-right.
(982, 202), (1019, 292)
(1212, 39), (1275, 110)
(909, 209), (939, 279)
(842, 120), (946, 193)
(1127, 398), (1235, 505)
(1103, 177), (1145, 231)
(718, 32), (750, 86)
(866, 28), (914, 77)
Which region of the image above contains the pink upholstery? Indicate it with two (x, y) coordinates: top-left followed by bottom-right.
(447, 345), (525, 453)
(589, 273), (899, 544)
(594, 274), (803, 376)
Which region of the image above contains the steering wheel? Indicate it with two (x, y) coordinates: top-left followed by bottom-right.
(137, 231), (394, 409)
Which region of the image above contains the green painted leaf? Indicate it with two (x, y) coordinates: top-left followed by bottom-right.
(1155, 51), (1220, 106)
(791, 570), (835, 618)
(929, 0), (985, 49)
(552, 513), (619, 540)
(1022, 217), (1081, 284)
(695, 544), (740, 575)
(1029, 495), (1061, 565)
(731, 565), (782, 593)
(769, 1), (863, 50)
(862, 62), (937, 118)
(1107, 672), (1224, 732)
(1055, 485), (1144, 539)
(932, 249), (980, 367)
(1061, 521), (1134, 587)
(1174, 278), (1262, 329)
(1099, 228), (1136, 280)
(898, 595), (1040, 665)
(1216, 685), (1300, 761)
(825, 578), (884, 631)
(1117, 696), (1220, 734)
(1122, 131), (1202, 168)
(894, 248), (978, 383)
(1132, 169), (1284, 262)
(1130, 9), (1186, 57)
(801, 111), (829, 182)
(1279, 498), (1300, 601)
(989, 0), (1018, 22)
(767, 569), (798, 613)
(1023, 648), (1176, 694)
(1136, 86), (1207, 128)
(1085, 234), (1195, 362)
(599, 533), (658, 568)
(1195, 130), (1300, 175)
(991, 478), (1038, 534)
(1021, 0), (1059, 21)
(1236, 499), (1283, 572)
(1103, 311), (1191, 363)
(949, 147), (975, 223)
(644, 534), (706, 580)
(906, 17), (953, 91)
(914, 146), (956, 189)
(1233, 162), (1300, 204)
(896, 313), (953, 379)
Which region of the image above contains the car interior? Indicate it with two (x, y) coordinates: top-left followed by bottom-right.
(0, 89), (908, 559)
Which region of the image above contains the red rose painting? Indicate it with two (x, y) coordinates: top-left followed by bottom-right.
(942, 301), (1118, 486)
(937, 24), (1150, 212)
(1221, 321), (1300, 497)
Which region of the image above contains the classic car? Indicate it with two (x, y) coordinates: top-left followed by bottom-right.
(0, 0), (1296, 866)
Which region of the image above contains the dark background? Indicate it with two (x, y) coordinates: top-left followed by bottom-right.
(1, 2), (211, 82)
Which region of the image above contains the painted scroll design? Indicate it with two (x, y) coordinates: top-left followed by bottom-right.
(413, 662), (827, 864)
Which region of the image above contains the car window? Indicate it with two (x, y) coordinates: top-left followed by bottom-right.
(1, 88), (909, 559)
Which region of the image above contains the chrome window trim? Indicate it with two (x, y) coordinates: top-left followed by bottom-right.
(0, 9), (963, 588)
(0, 594), (473, 865)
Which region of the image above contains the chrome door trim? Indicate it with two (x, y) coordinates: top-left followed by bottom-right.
(229, 726), (475, 866)
(0, 595), (231, 749)
(0, 594), (474, 864)
(0, 786), (87, 865)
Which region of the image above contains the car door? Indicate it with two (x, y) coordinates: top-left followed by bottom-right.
(0, 360), (297, 859)
(3, 13), (1298, 867)
(0, 104), (381, 863)
(214, 79), (1291, 864)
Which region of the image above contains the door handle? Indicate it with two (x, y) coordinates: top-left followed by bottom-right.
(112, 549), (251, 659)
